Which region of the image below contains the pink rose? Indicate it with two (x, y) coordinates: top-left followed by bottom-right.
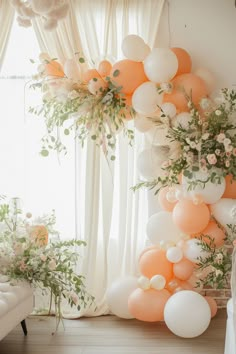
(207, 154), (217, 165)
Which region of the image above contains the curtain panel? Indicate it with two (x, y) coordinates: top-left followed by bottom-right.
(0, 0), (15, 71)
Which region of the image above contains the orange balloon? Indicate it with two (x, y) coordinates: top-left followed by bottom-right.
(173, 258), (194, 280)
(158, 186), (177, 212)
(110, 59), (148, 94)
(172, 199), (210, 234)
(222, 175), (236, 199)
(163, 73), (208, 112)
(139, 248), (173, 282)
(98, 60), (112, 77)
(204, 296), (218, 318)
(128, 288), (171, 322)
(45, 60), (64, 77)
(123, 94), (133, 107)
(178, 280), (194, 291)
(194, 220), (225, 248)
(30, 225), (48, 246)
(171, 48), (192, 76)
(83, 69), (101, 83)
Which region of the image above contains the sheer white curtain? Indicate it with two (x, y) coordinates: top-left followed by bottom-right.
(30, 0), (165, 316)
(0, 0), (15, 70)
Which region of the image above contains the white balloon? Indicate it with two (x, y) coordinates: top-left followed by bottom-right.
(195, 67), (216, 93)
(173, 112), (192, 130)
(182, 170), (226, 205)
(132, 82), (163, 115)
(106, 276), (138, 319)
(164, 290), (211, 338)
(122, 35), (150, 62)
(183, 238), (209, 263)
(146, 126), (170, 146)
(144, 48), (178, 83)
(150, 275), (166, 290)
(138, 276), (150, 290)
(210, 198), (236, 228)
(137, 146), (169, 180)
(64, 59), (81, 81)
(134, 114), (154, 133)
(146, 211), (182, 245)
(160, 103), (177, 119)
(166, 246), (183, 263)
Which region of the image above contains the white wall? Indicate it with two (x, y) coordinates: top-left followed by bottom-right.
(157, 0), (236, 88)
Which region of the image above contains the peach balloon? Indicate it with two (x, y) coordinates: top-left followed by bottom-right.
(45, 60), (64, 77)
(171, 48), (192, 76)
(195, 220), (225, 248)
(98, 60), (112, 77)
(139, 248), (173, 282)
(173, 258), (194, 280)
(123, 94), (133, 107)
(83, 69), (101, 83)
(222, 175), (236, 199)
(158, 186), (177, 212)
(204, 296), (218, 318)
(128, 288), (171, 322)
(163, 73), (208, 112)
(110, 59), (148, 94)
(172, 199), (210, 234)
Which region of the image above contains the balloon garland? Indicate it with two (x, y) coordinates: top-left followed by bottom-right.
(30, 34), (236, 337)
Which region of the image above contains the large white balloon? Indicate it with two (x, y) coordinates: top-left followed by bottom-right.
(64, 59), (81, 81)
(122, 35), (150, 62)
(144, 48), (178, 83)
(146, 211), (182, 245)
(183, 238), (209, 263)
(132, 82), (163, 115)
(137, 146), (169, 180)
(182, 170), (226, 205)
(106, 276), (138, 319)
(164, 290), (211, 338)
(166, 246), (183, 263)
(210, 198), (236, 228)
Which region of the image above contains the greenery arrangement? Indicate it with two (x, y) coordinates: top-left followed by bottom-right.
(29, 57), (134, 160)
(0, 197), (95, 328)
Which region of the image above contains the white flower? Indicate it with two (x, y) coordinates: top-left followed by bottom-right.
(225, 144), (233, 152)
(223, 138), (231, 146)
(202, 133), (209, 140)
(48, 259), (57, 271)
(160, 82), (173, 93)
(215, 110), (222, 116)
(216, 133), (226, 143)
(190, 141), (196, 149)
(215, 269), (223, 277)
(200, 98), (211, 110)
(215, 254), (223, 264)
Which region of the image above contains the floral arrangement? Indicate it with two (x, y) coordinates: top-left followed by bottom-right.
(134, 88), (236, 192)
(0, 197), (94, 327)
(29, 54), (135, 160)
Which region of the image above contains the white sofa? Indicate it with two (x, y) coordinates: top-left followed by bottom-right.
(224, 298), (236, 354)
(0, 279), (34, 340)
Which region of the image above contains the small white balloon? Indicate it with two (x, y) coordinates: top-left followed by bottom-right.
(210, 198), (236, 228)
(132, 81), (163, 115)
(138, 276), (150, 290)
(164, 290), (211, 338)
(184, 238), (209, 263)
(150, 275), (166, 290)
(166, 246), (183, 263)
(160, 103), (177, 119)
(106, 276), (138, 319)
(144, 48), (178, 83)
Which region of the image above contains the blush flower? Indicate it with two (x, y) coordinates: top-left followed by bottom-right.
(216, 133), (226, 143)
(207, 154), (217, 165)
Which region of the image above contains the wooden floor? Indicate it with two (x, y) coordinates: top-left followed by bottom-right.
(0, 309), (227, 354)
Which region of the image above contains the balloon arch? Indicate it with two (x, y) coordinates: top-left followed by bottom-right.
(32, 34), (236, 338)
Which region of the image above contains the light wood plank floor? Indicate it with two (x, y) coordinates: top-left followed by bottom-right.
(0, 309), (227, 354)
